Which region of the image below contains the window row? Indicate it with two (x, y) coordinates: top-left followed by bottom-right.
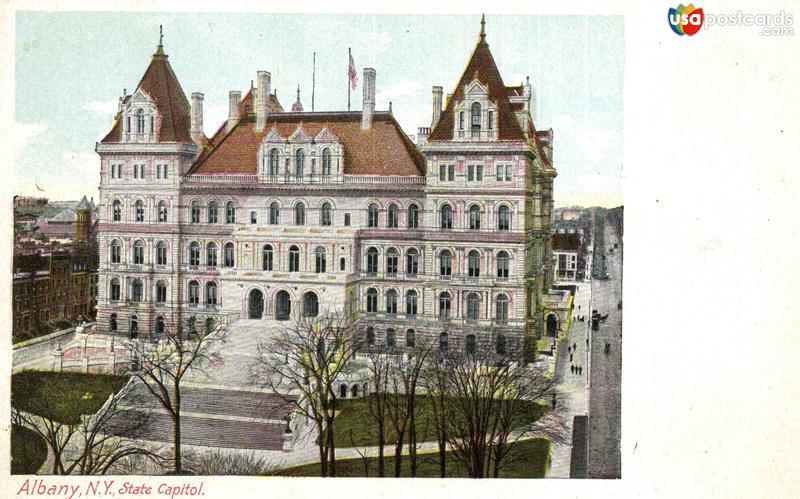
(262, 148), (335, 177)
(108, 278), (218, 306)
(437, 164), (512, 182)
(109, 240), (174, 266)
(364, 327), (508, 356)
(108, 162), (170, 180)
(110, 199), (174, 223)
(363, 247), (511, 278)
(437, 203), (511, 231)
(364, 289), (511, 322)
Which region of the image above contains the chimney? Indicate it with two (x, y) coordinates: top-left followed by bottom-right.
(255, 71), (271, 132)
(228, 91), (242, 130)
(432, 85), (443, 126)
(361, 68), (376, 131)
(190, 92), (204, 145)
(524, 76), (536, 122)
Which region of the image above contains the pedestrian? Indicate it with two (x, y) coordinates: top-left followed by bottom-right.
(570, 353), (573, 362)
(578, 305), (581, 311)
(570, 365), (575, 374)
(568, 345), (571, 354)
(573, 342), (577, 350)
(551, 394), (557, 410)
(579, 366), (582, 375)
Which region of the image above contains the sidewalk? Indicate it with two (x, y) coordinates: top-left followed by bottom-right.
(547, 281), (591, 478)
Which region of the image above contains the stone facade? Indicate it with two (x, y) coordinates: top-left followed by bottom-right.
(95, 22), (558, 355)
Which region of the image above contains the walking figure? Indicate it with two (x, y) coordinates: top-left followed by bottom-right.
(571, 365), (575, 374)
(551, 394), (557, 410)
(579, 366), (582, 375)
(568, 345), (571, 354)
(573, 342), (577, 350)
(570, 353), (573, 362)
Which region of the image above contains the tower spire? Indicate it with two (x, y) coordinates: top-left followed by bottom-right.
(154, 25), (166, 56)
(480, 14), (486, 40)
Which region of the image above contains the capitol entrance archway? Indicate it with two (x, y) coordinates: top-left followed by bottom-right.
(248, 289), (264, 319)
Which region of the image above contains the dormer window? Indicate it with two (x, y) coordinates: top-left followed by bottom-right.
(136, 109), (146, 134)
(471, 102), (482, 137)
(322, 148), (332, 176)
(269, 149), (279, 176)
(459, 111), (465, 130)
(295, 149), (305, 177)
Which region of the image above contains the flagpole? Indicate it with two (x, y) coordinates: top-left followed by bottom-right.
(312, 52), (316, 112)
(348, 47), (351, 112)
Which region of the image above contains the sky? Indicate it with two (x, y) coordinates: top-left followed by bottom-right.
(14, 12), (623, 208)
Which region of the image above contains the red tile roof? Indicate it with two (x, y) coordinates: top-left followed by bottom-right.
(428, 34), (526, 142)
(101, 45), (192, 143)
(190, 112), (425, 176)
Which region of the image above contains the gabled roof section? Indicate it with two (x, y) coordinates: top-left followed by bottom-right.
(75, 196), (92, 211)
(189, 112), (425, 176)
(428, 25), (526, 142)
(101, 42), (192, 143)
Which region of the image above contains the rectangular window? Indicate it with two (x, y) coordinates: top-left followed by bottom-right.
(448, 164), (455, 181)
(488, 110), (494, 130)
(468, 165), (474, 181)
(505, 165), (512, 181)
(155, 164), (169, 179)
(439, 164), (446, 181)
(344, 213), (351, 226)
(468, 165), (483, 181)
(133, 164), (145, 179)
(477, 165), (483, 181)
(459, 111), (464, 130)
(250, 211), (257, 224)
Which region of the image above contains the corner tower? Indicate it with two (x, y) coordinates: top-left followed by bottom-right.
(95, 29), (201, 338)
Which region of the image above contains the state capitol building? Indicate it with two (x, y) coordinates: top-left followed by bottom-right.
(95, 19), (567, 357)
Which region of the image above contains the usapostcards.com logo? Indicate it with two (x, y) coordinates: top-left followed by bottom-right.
(668, 4), (704, 36)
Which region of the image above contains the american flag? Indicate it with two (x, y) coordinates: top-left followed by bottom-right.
(348, 52), (358, 90)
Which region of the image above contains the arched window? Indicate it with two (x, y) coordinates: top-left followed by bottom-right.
(497, 251), (510, 278)
(471, 102), (481, 135)
(366, 288), (378, 313)
(295, 149), (305, 176)
(386, 289), (398, 315)
(269, 202), (280, 224)
(131, 278), (143, 302)
(468, 205), (481, 230)
(133, 240), (145, 265)
(386, 248), (398, 276)
(155, 281), (167, 304)
(156, 316), (165, 335)
(407, 204), (419, 229)
(303, 292), (319, 318)
(188, 280), (199, 305)
(289, 245), (300, 272)
(496, 334), (506, 356)
(497, 205), (510, 231)
(439, 249), (452, 276)
(206, 242), (218, 267)
(224, 242), (235, 267)
(366, 326), (375, 346)
(136, 109), (145, 134)
(440, 204), (453, 229)
(468, 250), (481, 277)
(109, 278), (121, 301)
(439, 292), (451, 318)
(226, 201), (236, 224)
(276, 291), (291, 320)
(110, 240), (121, 264)
(269, 148), (280, 176)
(315, 246), (327, 273)
(295, 203), (306, 225)
(112, 200), (122, 222)
(439, 332), (449, 352)
(156, 241), (168, 266)
(206, 281), (218, 305)
(387, 328), (396, 348)
(189, 242), (200, 266)
(208, 201), (218, 223)
(406, 329), (416, 348)
(263, 244), (273, 271)
(320, 202), (332, 226)
(466, 334), (476, 355)
(366, 247), (379, 275)
(496, 294), (509, 323)
(368, 203), (379, 228)
(322, 148), (332, 176)
(191, 201), (200, 224)
(130, 315), (139, 339)
(158, 201), (168, 223)
(134, 200), (144, 222)
(405, 290), (418, 316)
(466, 292), (480, 320)
(110, 313), (118, 331)
(406, 248), (419, 276)
(387, 204), (398, 228)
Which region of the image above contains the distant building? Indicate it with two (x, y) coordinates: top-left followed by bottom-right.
(552, 233), (581, 281)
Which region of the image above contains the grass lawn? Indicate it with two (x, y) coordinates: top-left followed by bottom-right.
(332, 394), (545, 448)
(274, 438), (550, 478)
(11, 424), (48, 474)
(11, 371), (129, 424)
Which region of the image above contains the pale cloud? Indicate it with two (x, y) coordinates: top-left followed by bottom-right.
(576, 130), (617, 163)
(376, 81), (422, 105)
(12, 121), (47, 161)
(85, 99), (118, 116)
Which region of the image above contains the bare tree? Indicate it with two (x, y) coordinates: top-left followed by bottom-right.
(253, 311), (362, 477)
(385, 347), (430, 477)
(123, 318), (227, 474)
(363, 349), (391, 477)
(442, 346), (567, 478)
(347, 429), (371, 477)
(11, 382), (163, 475)
(421, 350), (453, 478)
